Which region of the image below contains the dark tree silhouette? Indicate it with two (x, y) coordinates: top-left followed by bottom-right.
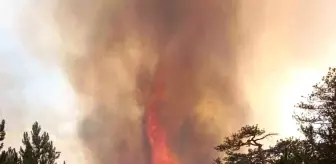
(215, 68), (336, 164)
(0, 120), (21, 164)
(269, 137), (318, 164)
(0, 120), (64, 164)
(294, 67), (336, 163)
(214, 125), (277, 164)
(214, 127), (318, 164)
(0, 120), (6, 151)
(20, 122), (61, 164)
(0, 147), (21, 164)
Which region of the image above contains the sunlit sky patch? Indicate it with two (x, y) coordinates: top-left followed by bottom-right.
(0, 0), (84, 163)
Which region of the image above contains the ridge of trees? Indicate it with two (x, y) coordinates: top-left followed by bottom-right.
(0, 121), (65, 164)
(215, 67), (336, 164)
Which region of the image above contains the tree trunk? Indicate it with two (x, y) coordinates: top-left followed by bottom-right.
(258, 145), (266, 164)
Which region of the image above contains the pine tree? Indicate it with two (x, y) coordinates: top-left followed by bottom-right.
(294, 67), (336, 163)
(1, 147), (22, 164)
(214, 67), (336, 163)
(0, 120), (6, 151)
(0, 119), (7, 163)
(0, 120), (21, 164)
(214, 125), (277, 164)
(20, 122), (61, 164)
(268, 137), (318, 164)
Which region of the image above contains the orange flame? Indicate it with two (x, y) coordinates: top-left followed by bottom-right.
(145, 64), (178, 164)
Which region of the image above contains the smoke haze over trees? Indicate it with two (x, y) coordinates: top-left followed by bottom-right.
(215, 67), (336, 164)
(1, 66), (335, 164)
(17, 0), (336, 163)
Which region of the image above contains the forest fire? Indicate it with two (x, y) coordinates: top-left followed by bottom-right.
(17, 0), (336, 163)
(145, 64), (178, 164)
(49, 0), (246, 163)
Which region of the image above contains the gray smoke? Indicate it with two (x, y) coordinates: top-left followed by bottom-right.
(52, 0), (249, 163)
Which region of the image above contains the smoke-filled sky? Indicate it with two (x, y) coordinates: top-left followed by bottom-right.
(1, 0), (336, 164)
(0, 0), (86, 163)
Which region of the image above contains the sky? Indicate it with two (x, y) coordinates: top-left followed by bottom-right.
(239, 0), (336, 139)
(0, 0), (86, 163)
(1, 0), (336, 164)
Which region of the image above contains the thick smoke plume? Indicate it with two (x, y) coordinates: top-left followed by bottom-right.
(53, 0), (248, 163)
(16, 0), (336, 163)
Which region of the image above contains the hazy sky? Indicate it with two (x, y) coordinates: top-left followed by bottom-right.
(0, 0), (85, 163)
(239, 0), (336, 139)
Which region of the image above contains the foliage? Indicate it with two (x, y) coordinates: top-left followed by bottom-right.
(0, 120), (6, 151)
(215, 125), (277, 164)
(215, 67), (336, 164)
(0, 120), (64, 164)
(269, 137), (318, 164)
(0, 147), (22, 164)
(20, 122), (61, 164)
(294, 67), (336, 163)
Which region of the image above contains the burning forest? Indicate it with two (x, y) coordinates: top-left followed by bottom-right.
(26, 0), (250, 163)
(11, 0), (336, 163)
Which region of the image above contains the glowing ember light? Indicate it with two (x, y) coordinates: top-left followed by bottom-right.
(145, 65), (178, 164)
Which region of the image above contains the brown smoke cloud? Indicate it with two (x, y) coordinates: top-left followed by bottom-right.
(15, 0), (336, 163)
(51, 0), (249, 164)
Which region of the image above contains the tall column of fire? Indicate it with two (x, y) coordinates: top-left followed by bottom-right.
(145, 61), (178, 164)
(50, 0), (245, 164)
